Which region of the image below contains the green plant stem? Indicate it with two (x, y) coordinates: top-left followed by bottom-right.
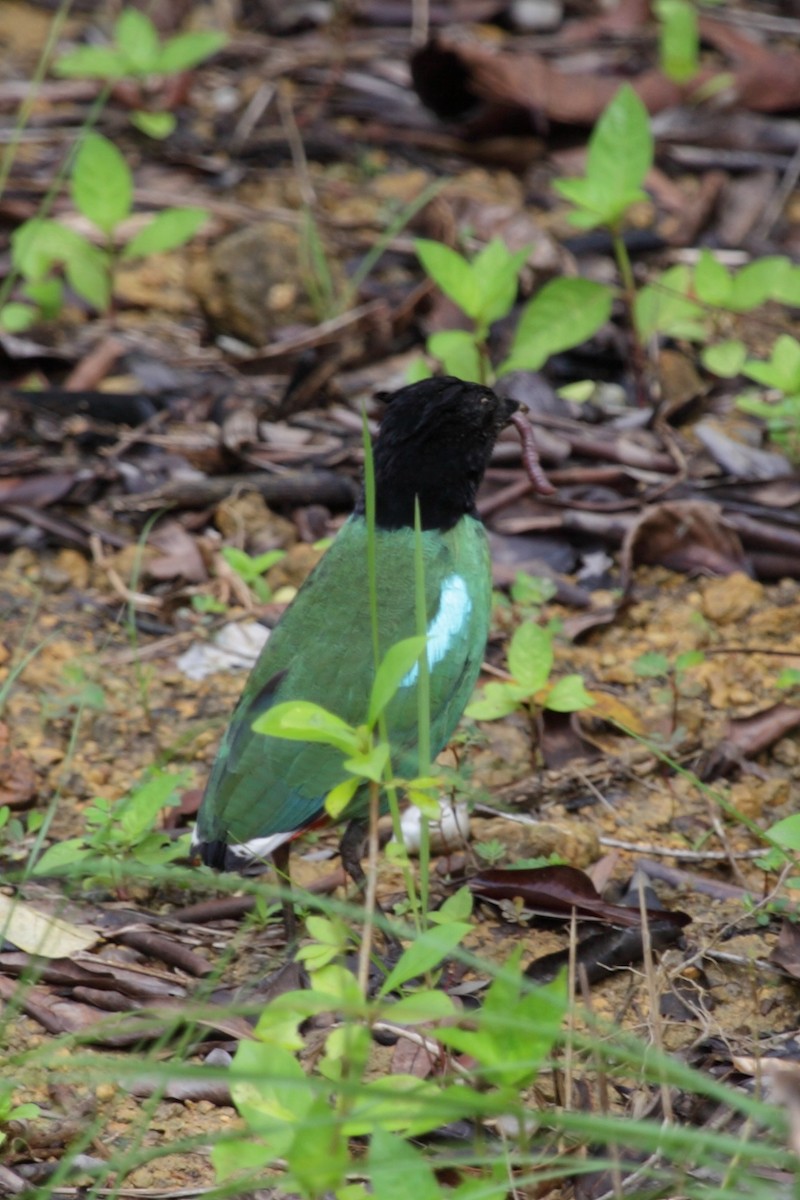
(413, 499), (432, 920)
(611, 227), (649, 407)
(357, 780), (380, 996)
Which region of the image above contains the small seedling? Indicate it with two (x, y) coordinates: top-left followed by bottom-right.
(633, 648), (704, 736)
(2, 131), (207, 330)
(54, 7), (226, 138)
(414, 237), (611, 385)
(31, 768), (191, 891)
(0, 1083), (39, 1149)
(220, 547), (287, 605)
(655, 0), (700, 84)
(466, 622), (594, 722)
(735, 335), (800, 460)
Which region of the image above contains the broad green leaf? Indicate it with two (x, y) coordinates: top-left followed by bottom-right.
(728, 256), (793, 312)
(368, 636), (426, 727)
(378, 922), (472, 995)
(289, 1095), (349, 1197)
(471, 239), (528, 326)
(117, 770), (185, 841)
(675, 650), (705, 673)
(406, 356), (433, 384)
(507, 622), (553, 694)
(130, 110), (176, 139)
(254, 701), (361, 756)
(430, 885), (472, 923)
(555, 85), (652, 227)
(122, 207), (208, 259)
(776, 668), (800, 689)
(23, 277), (64, 318)
(11, 219), (85, 280)
(415, 239), (481, 318)
(634, 265), (707, 341)
(693, 250), (732, 306)
(586, 85), (653, 219)
(154, 30), (228, 74)
(386, 989), (457, 1025)
(770, 263), (800, 306)
(228, 1041), (311, 1144)
(344, 1075), (446, 1137)
(71, 133), (132, 234)
(32, 838), (90, 875)
(212, 1138), (273, 1182)
(405, 786), (440, 818)
(343, 741), (390, 784)
(54, 47), (128, 79)
(501, 278), (612, 373)
(702, 340), (747, 378)
(437, 953), (567, 1088)
(743, 336), (800, 392)
(0, 303), (36, 332)
(767, 814), (800, 852)
(369, 1129), (441, 1200)
(426, 329), (483, 382)
(64, 244), (111, 311)
(544, 674), (595, 712)
(324, 775), (360, 819)
(634, 651), (669, 678)
(115, 8), (161, 73)
(656, 0), (699, 83)
(465, 680), (526, 720)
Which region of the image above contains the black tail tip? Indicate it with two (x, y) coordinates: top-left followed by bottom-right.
(198, 839), (229, 871)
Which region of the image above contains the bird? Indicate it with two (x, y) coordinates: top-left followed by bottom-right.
(192, 376), (532, 937)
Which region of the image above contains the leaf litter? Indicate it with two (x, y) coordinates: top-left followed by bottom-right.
(0, 0), (800, 1193)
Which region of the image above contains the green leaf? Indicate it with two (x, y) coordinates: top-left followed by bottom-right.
(675, 650), (705, 673)
(465, 680), (526, 721)
(116, 769), (185, 843)
(0, 303), (36, 332)
(32, 838), (90, 875)
(656, 0), (699, 83)
(501, 278), (612, 374)
(54, 47), (128, 79)
(343, 741), (390, 785)
(369, 1129), (441, 1200)
(387, 989), (458, 1025)
(228, 1040), (312, 1146)
(426, 330), (483, 382)
(324, 775), (360, 820)
(23, 277), (64, 318)
(769, 263), (800, 306)
(130, 110), (176, 139)
(728, 257), (793, 312)
(154, 30), (228, 74)
(743, 336), (800, 393)
(634, 651), (670, 678)
(122, 207), (208, 259)
(212, 1138), (274, 1182)
(701, 340), (747, 378)
(544, 674), (595, 713)
(11, 219), (86, 281)
(507, 622), (553, 694)
(693, 250), (732, 306)
(554, 85), (652, 227)
(254, 701), (361, 756)
(415, 239), (481, 318)
(634, 265), (708, 342)
(586, 85), (652, 218)
(378, 922), (472, 995)
(776, 667), (800, 689)
(71, 133), (132, 234)
(115, 8), (161, 73)
(368, 636), (427, 727)
(767, 814), (800, 852)
(431, 885), (472, 924)
(64, 244), (111, 311)
(471, 238), (528, 326)
(437, 951), (567, 1088)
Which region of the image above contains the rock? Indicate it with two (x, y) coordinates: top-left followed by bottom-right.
(701, 572), (763, 624)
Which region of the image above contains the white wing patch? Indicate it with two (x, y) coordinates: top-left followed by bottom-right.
(401, 574), (472, 687)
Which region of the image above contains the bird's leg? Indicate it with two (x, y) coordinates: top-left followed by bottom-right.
(340, 818), (401, 955)
(271, 842), (297, 945)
